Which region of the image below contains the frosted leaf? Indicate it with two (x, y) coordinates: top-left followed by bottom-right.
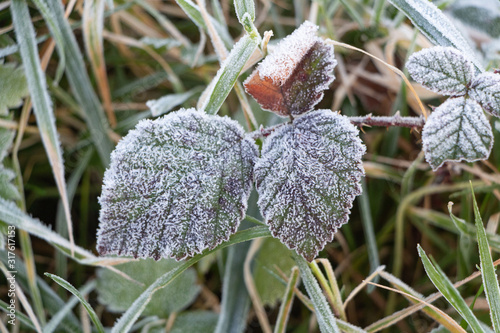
(97, 108), (258, 260)
(422, 97), (493, 170)
(469, 72), (500, 118)
(244, 21), (336, 117)
(254, 110), (365, 261)
(0, 64), (29, 116)
(406, 47), (475, 96)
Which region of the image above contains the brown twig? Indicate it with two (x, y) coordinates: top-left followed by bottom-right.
(248, 113), (426, 140)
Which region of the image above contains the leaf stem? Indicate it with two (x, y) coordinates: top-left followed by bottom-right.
(248, 113), (425, 140)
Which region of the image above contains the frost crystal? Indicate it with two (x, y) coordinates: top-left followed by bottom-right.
(422, 97), (493, 170)
(469, 72), (500, 118)
(254, 110), (365, 261)
(406, 46), (475, 96)
(97, 108), (258, 260)
(244, 21), (336, 117)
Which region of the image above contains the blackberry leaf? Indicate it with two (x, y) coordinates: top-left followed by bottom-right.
(244, 21), (336, 117)
(470, 72), (500, 118)
(97, 108), (258, 260)
(422, 97), (493, 170)
(254, 110), (365, 261)
(406, 47), (475, 96)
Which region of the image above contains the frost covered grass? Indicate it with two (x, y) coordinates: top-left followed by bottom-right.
(2, 0), (500, 332)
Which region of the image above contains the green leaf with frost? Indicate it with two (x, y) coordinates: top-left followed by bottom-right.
(0, 123), (15, 162)
(97, 109), (258, 260)
(0, 64), (29, 115)
(422, 97), (493, 170)
(388, 0), (482, 70)
(254, 237), (295, 307)
(0, 166), (20, 201)
(234, 0), (255, 23)
(170, 311), (219, 333)
(96, 259), (199, 318)
(406, 47), (474, 96)
(255, 110), (365, 261)
(469, 72), (500, 118)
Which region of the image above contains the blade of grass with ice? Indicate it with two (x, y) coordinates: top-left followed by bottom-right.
(387, 0), (482, 71)
(45, 274), (105, 333)
(234, 0), (255, 23)
(471, 187), (500, 332)
(200, 34), (259, 115)
(418, 245), (484, 333)
(42, 0), (114, 166)
(10, 0), (74, 255)
(111, 226), (270, 333)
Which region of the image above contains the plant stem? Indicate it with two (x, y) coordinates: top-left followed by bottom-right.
(248, 113), (425, 140)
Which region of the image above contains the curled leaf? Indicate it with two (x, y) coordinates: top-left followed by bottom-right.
(469, 72), (500, 118)
(244, 21), (336, 117)
(406, 46), (475, 96)
(422, 97), (493, 170)
(254, 110), (365, 261)
(97, 108), (258, 260)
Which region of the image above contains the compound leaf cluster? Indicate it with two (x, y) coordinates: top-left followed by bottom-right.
(254, 110), (365, 261)
(244, 21), (336, 117)
(407, 46), (500, 170)
(97, 108), (258, 260)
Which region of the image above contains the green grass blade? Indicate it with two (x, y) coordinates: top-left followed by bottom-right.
(43, 0), (114, 166)
(111, 226), (270, 333)
(293, 253), (340, 333)
(0, 197), (95, 261)
(201, 34), (259, 115)
(175, 0), (233, 47)
(0, 299), (36, 331)
(274, 267), (299, 333)
(44, 274), (105, 333)
(234, 0), (255, 23)
(11, 0), (74, 266)
(43, 281), (95, 333)
(418, 245), (484, 333)
(387, 0), (482, 70)
(471, 187), (500, 332)
(214, 243), (251, 333)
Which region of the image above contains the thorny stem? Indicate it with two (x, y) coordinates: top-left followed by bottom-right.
(248, 113), (425, 140)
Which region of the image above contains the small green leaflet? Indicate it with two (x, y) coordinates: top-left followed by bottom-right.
(406, 46), (474, 96)
(422, 97), (493, 170)
(254, 110), (365, 261)
(470, 72), (500, 118)
(97, 108), (258, 260)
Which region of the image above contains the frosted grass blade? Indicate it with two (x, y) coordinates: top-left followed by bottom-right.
(201, 34), (259, 115)
(175, 0), (233, 47)
(471, 187), (500, 332)
(234, 0), (255, 23)
(43, 0), (114, 166)
(111, 226), (270, 333)
(45, 274), (105, 333)
(11, 0), (75, 253)
(214, 243), (251, 333)
(294, 254), (340, 333)
(387, 0), (482, 71)
(0, 197), (95, 261)
(418, 245), (484, 333)
(43, 281), (95, 333)
(146, 87), (202, 117)
(274, 267), (299, 333)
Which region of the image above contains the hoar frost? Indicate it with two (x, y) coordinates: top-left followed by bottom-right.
(97, 108), (258, 260)
(254, 110), (365, 261)
(244, 21), (337, 117)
